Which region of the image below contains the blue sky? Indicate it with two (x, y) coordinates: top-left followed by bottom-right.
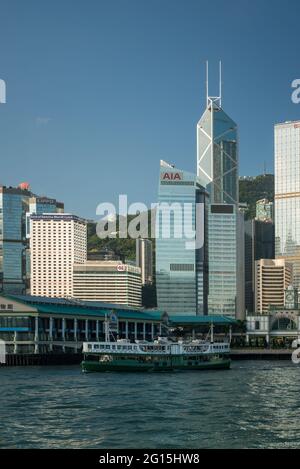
(0, 0), (300, 218)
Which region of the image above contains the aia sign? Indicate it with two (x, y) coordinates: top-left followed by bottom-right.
(161, 172), (183, 181)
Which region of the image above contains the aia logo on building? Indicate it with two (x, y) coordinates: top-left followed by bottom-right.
(117, 264), (126, 272)
(161, 172), (183, 181)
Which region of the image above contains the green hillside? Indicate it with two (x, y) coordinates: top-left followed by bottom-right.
(239, 174), (274, 220)
(88, 174), (274, 257)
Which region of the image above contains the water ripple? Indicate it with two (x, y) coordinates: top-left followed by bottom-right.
(1, 361), (300, 448)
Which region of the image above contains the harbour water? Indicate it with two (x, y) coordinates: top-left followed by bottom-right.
(1, 360), (300, 449)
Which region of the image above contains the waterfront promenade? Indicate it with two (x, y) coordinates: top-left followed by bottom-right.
(0, 348), (294, 366)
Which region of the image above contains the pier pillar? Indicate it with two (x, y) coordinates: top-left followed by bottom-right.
(74, 318), (77, 341)
(151, 323), (154, 340)
(246, 333), (249, 345)
(85, 319), (89, 341)
(13, 331), (18, 354)
(49, 317), (53, 352)
(34, 316), (39, 354)
(125, 321), (129, 339)
(62, 318), (66, 353)
(96, 320), (99, 341)
(143, 323), (146, 340)
(229, 326), (232, 343)
(134, 322), (137, 340)
(62, 318), (65, 339)
(159, 323), (162, 336)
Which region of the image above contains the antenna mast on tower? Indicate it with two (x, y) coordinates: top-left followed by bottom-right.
(205, 60), (222, 108)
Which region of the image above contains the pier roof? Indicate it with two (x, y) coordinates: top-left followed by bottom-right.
(4, 294), (163, 322)
(168, 315), (237, 325)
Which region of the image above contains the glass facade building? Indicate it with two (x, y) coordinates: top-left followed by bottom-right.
(197, 99), (238, 205)
(197, 97), (244, 319)
(275, 121), (300, 288)
(0, 187), (31, 294)
(0, 186), (64, 295)
(244, 219), (275, 313)
(156, 161), (208, 315)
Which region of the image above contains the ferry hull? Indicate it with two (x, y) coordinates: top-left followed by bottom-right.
(81, 357), (231, 373)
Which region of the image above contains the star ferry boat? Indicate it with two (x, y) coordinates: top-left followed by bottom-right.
(81, 338), (231, 372)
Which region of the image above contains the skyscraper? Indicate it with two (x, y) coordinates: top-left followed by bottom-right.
(275, 120), (300, 287)
(136, 238), (153, 285)
(255, 259), (292, 314)
(30, 213), (87, 298)
(196, 64), (244, 318)
(0, 184), (65, 295)
(244, 219), (275, 312)
(0, 185), (32, 294)
(73, 260), (142, 307)
(156, 161), (208, 315)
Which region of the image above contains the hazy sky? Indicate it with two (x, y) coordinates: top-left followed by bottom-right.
(1, 0), (300, 218)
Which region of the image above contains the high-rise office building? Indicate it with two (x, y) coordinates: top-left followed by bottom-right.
(207, 204), (244, 318)
(156, 160), (208, 315)
(275, 120), (300, 287)
(30, 213), (87, 298)
(0, 184), (65, 295)
(136, 238), (153, 285)
(255, 259), (292, 314)
(244, 219), (275, 312)
(0, 185), (32, 294)
(256, 198), (273, 222)
(73, 260), (142, 308)
(196, 65), (244, 318)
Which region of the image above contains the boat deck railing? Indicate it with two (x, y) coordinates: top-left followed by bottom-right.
(83, 341), (230, 355)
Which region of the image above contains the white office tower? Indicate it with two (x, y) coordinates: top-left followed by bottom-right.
(196, 62), (245, 319)
(275, 120), (300, 287)
(136, 238), (153, 285)
(73, 260), (142, 308)
(30, 214), (87, 298)
(255, 259), (293, 314)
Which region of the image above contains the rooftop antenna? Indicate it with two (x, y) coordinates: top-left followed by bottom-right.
(219, 60), (222, 107)
(205, 60), (222, 108)
(206, 60), (209, 106)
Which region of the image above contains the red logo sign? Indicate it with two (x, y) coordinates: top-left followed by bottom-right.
(117, 264), (126, 272)
(161, 172), (182, 181)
